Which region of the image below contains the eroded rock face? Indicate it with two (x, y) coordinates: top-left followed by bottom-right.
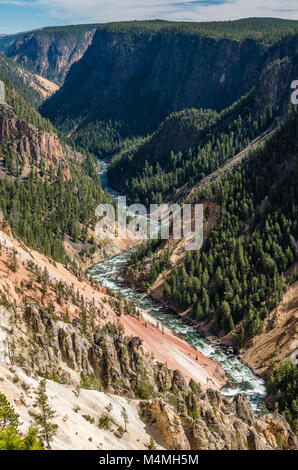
(140, 399), (191, 450)
(0, 111), (70, 177)
(1, 303), (297, 451)
(140, 393), (298, 450)
(5, 28), (96, 84)
(3, 304), (192, 399)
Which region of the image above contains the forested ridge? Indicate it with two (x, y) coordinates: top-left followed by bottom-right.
(0, 79), (55, 132)
(107, 38), (298, 203)
(109, 94), (279, 204)
(0, 164), (110, 263)
(95, 18), (298, 43)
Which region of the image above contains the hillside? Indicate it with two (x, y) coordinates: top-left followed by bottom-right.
(240, 281), (298, 379)
(108, 42), (298, 202)
(123, 106), (298, 434)
(0, 18), (297, 450)
(0, 53), (58, 106)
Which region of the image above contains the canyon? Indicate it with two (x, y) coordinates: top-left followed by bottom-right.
(0, 18), (297, 450)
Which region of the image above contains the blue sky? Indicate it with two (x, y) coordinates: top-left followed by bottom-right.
(0, 0), (298, 34)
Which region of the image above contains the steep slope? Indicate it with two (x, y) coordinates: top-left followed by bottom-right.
(41, 19), (298, 158)
(108, 108), (218, 194)
(240, 281), (298, 379)
(1, 364), (297, 450)
(0, 210), (225, 391)
(0, 25), (97, 84)
(0, 53), (58, 106)
(122, 107), (298, 436)
(0, 105), (68, 179)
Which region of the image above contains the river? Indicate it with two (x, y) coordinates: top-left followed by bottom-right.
(89, 161), (266, 412)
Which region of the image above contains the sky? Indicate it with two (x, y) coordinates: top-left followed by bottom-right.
(0, 0), (298, 34)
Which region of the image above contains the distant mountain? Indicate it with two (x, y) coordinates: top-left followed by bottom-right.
(0, 24), (97, 84)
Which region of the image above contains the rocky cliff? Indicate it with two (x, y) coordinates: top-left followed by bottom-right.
(0, 25), (97, 84)
(140, 393), (297, 450)
(0, 303), (188, 399)
(0, 109), (69, 178)
(41, 30), (265, 139)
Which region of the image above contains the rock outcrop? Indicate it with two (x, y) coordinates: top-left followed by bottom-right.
(0, 303), (200, 400)
(140, 392), (298, 450)
(1, 301), (297, 451)
(0, 109), (70, 178)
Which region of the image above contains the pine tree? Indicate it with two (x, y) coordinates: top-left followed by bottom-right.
(8, 249), (19, 272)
(0, 393), (20, 430)
(121, 407), (129, 432)
(30, 379), (58, 450)
(0, 393), (42, 450)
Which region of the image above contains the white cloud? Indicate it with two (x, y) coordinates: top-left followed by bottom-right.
(35, 0), (298, 23)
(2, 0), (298, 23)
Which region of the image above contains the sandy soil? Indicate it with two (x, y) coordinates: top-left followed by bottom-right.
(121, 311), (226, 389)
(32, 74), (59, 98)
